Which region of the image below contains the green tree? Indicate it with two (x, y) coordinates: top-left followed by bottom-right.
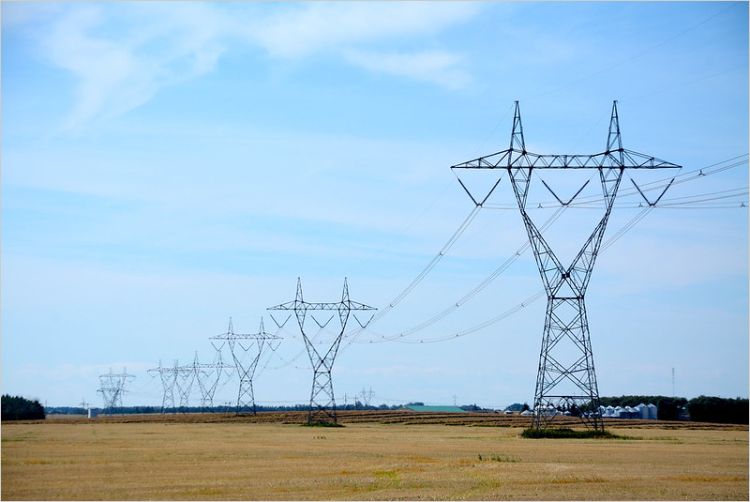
(688, 396), (748, 424)
(2, 395), (46, 421)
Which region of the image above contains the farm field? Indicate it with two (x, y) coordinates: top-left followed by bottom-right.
(2, 413), (747, 500)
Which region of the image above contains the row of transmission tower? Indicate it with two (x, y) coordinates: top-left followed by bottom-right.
(98, 101), (682, 433)
(139, 314), (287, 414)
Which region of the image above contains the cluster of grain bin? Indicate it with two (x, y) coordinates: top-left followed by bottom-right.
(598, 403), (657, 419)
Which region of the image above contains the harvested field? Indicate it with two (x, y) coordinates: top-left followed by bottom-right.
(38, 409), (749, 430)
(2, 412), (747, 500)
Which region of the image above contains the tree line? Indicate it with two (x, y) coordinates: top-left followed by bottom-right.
(599, 395), (748, 423)
(2, 395), (46, 421)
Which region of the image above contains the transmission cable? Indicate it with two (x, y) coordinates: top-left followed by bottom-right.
(482, 154), (747, 209)
(351, 205), (482, 335)
(348, 157), (745, 345)
(354, 199), (685, 345)
(362, 206), (565, 343)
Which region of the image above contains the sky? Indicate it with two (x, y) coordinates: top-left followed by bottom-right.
(2, 1), (748, 409)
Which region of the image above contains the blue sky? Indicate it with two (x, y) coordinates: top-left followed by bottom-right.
(2, 2), (748, 409)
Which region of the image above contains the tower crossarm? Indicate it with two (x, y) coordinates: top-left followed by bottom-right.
(451, 148), (681, 170)
(268, 300), (377, 311)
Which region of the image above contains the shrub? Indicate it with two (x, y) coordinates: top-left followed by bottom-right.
(521, 428), (618, 439)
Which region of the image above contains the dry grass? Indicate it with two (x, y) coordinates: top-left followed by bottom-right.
(2, 418), (747, 500)
(36, 409), (750, 430)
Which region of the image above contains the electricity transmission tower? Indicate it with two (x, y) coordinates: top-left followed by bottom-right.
(193, 350), (235, 410)
(359, 387), (374, 407)
(174, 358), (196, 410)
(97, 368), (134, 414)
(268, 278), (376, 425)
(210, 318), (279, 414)
(148, 360), (179, 413)
(451, 101), (680, 430)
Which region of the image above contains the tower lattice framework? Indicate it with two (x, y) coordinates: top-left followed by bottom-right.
(268, 278), (375, 425)
(148, 360), (178, 413)
(97, 368), (134, 414)
(452, 101), (680, 430)
(210, 318), (279, 414)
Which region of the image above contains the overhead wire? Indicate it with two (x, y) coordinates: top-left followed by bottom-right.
(358, 206), (566, 343)
(349, 154), (746, 345)
(344, 204), (482, 340)
(482, 154), (747, 209)
(356, 204), (658, 345)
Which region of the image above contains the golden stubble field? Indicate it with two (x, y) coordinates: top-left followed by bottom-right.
(2, 418), (747, 500)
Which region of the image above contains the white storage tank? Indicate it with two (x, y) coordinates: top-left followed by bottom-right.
(647, 403), (657, 419)
(614, 406), (625, 418)
(636, 403), (648, 419)
(605, 405), (615, 417)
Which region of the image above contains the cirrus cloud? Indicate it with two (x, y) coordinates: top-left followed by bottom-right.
(10, 2), (481, 129)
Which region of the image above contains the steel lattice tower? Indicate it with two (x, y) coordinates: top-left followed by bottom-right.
(268, 278), (376, 425)
(210, 318), (280, 414)
(148, 359), (178, 413)
(452, 101), (680, 430)
(97, 368), (134, 414)
(174, 359), (196, 410)
(194, 350), (235, 410)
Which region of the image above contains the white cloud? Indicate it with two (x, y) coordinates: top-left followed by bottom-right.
(23, 2), (480, 129)
(41, 7), (145, 128)
(38, 4), (229, 129)
(344, 49), (471, 90)
(249, 2), (479, 59)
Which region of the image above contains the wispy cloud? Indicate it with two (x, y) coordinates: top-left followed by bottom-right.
(38, 4), (227, 130)
(344, 49), (471, 90)
(17, 2), (480, 129)
(249, 2), (479, 59)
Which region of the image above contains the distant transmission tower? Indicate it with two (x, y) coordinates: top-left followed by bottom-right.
(452, 101), (680, 430)
(174, 359), (196, 410)
(359, 386), (374, 407)
(268, 278), (376, 425)
(210, 318), (279, 414)
(97, 368), (134, 414)
(148, 359), (178, 413)
(193, 350), (235, 410)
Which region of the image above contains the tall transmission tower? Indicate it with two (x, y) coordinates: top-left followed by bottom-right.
(268, 278), (376, 425)
(97, 368), (134, 414)
(451, 101), (680, 430)
(200, 349), (235, 410)
(210, 318), (279, 414)
(148, 359), (178, 413)
(174, 358), (196, 410)
(192, 349), (235, 410)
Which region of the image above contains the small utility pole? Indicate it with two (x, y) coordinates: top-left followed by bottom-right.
(672, 367), (675, 397)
